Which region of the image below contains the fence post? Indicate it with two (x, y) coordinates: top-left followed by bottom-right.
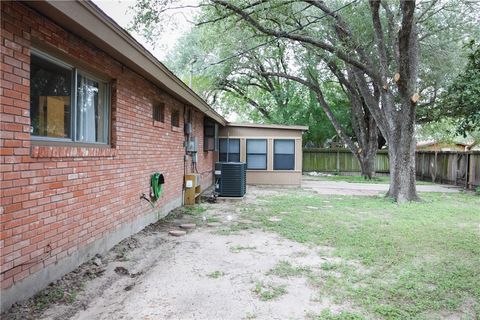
(465, 153), (470, 189)
(336, 150), (340, 174)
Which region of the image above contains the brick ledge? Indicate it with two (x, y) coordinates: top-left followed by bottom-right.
(30, 145), (118, 158)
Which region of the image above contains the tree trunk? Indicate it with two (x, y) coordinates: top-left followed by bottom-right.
(386, 108), (420, 202)
(352, 101), (378, 180)
(359, 147), (376, 179)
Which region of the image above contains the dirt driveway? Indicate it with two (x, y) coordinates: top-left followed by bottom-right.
(302, 177), (460, 196)
(4, 187), (351, 320)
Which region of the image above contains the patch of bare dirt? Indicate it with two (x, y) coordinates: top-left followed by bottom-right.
(2, 186), (357, 320)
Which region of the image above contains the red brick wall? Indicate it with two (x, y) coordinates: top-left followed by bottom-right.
(0, 1), (215, 300)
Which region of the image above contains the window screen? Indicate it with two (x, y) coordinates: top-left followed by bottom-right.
(219, 138), (240, 162)
(274, 139), (295, 170)
(171, 109), (180, 127)
(153, 103), (165, 122)
(246, 139), (267, 169)
(204, 117), (218, 151)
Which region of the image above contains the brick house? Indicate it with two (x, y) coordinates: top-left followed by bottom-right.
(0, 0), (228, 310)
(0, 1), (307, 311)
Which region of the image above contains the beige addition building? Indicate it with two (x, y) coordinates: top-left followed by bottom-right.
(219, 123), (308, 186)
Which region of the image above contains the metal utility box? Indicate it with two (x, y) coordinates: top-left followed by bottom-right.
(214, 162), (247, 197)
(186, 137), (198, 153)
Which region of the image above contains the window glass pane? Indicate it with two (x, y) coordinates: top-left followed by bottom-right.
(76, 74), (108, 143)
(247, 155), (266, 169)
(228, 139), (240, 153)
(247, 139), (266, 153)
(220, 139), (240, 159)
(229, 153), (240, 162)
(274, 154), (295, 170)
(30, 54), (72, 138)
(204, 118), (216, 151)
(275, 140), (295, 154)
(220, 153), (240, 162)
(171, 109), (180, 127)
(205, 126), (215, 136)
(219, 139), (227, 153)
(205, 137), (215, 150)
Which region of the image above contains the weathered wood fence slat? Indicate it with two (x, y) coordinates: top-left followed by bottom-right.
(303, 148), (480, 189)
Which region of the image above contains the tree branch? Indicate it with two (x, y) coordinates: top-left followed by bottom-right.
(210, 0), (379, 82)
(369, 0), (389, 82)
(261, 70), (360, 155)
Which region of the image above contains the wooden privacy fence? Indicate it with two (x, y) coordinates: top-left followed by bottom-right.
(303, 149), (389, 173)
(303, 148), (480, 189)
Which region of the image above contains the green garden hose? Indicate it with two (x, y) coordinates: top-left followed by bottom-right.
(150, 172), (164, 203)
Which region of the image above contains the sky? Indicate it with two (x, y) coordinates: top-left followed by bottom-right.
(92, 0), (195, 61)
(93, 0), (238, 121)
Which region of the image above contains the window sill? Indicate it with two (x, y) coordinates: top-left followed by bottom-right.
(246, 169), (301, 172)
(171, 125), (182, 133)
(153, 120), (165, 128)
(31, 145), (118, 158)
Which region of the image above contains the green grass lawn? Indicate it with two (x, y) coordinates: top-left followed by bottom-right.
(241, 190), (480, 319)
(305, 174), (434, 185)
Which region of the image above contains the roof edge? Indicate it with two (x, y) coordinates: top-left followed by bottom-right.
(78, 1), (227, 125)
(226, 122), (309, 131)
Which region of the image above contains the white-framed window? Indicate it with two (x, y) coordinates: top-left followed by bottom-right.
(30, 49), (110, 144)
(274, 139), (295, 170)
(246, 139), (267, 170)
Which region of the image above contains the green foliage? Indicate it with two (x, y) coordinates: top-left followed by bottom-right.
(229, 245), (256, 253)
(315, 310), (365, 320)
(416, 1), (480, 109)
(440, 40), (480, 136)
(34, 287), (65, 310)
(130, 1), (353, 146)
(267, 261), (311, 278)
(419, 37), (480, 142)
(183, 205), (206, 216)
(320, 262), (338, 271)
(253, 281), (287, 301)
(207, 271), (224, 278)
(129, 0), (479, 148)
(32, 282), (83, 311)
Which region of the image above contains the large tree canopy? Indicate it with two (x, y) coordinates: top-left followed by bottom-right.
(433, 40), (480, 137)
(130, 0), (480, 201)
(163, 18), (353, 148)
